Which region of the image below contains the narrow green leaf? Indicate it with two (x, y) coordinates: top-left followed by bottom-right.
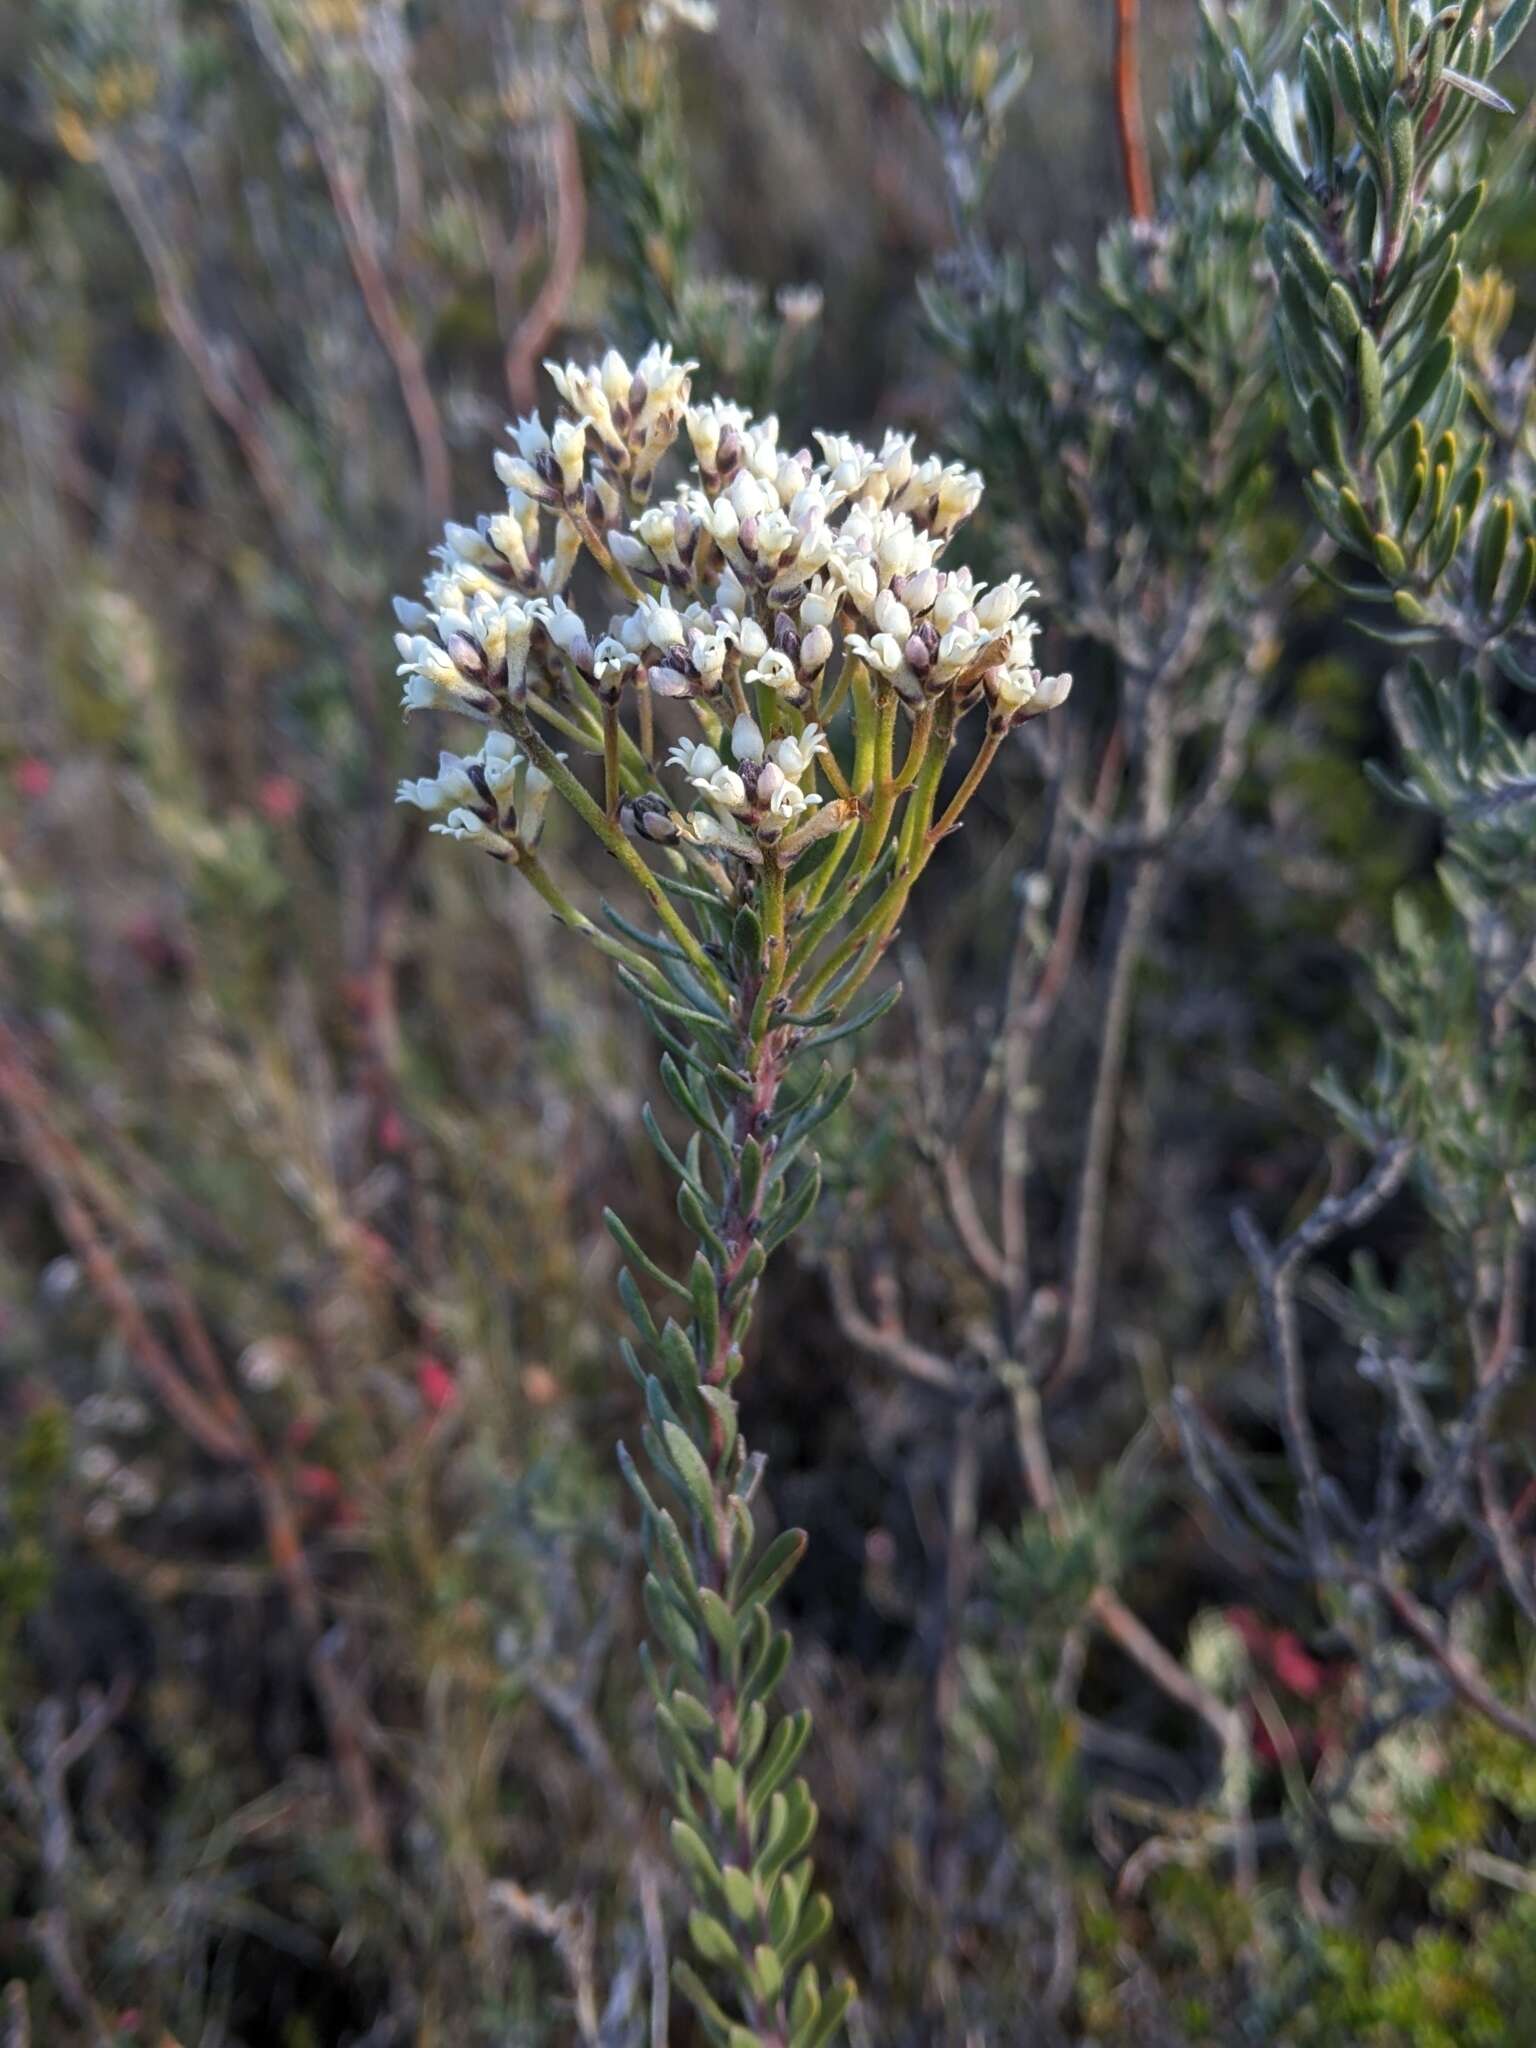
(762, 1160), (823, 1253)
(735, 1529), (809, 1613)
(749, 1710), (814, 1821)
(679, 1182), (730, 1265)
(672, 1819), (725, 1898)
(663, 1421), (718, 1524)
(709, 1756), (741, 1814)
(722, 1863), (758, 1921)
(781, 1891), (836, 1969)
(606, 1208), (691, 1299)
(699, 1385), (739, 1466)
(741, 1628), (794, 1711)
(1492, 0), (1535, 62)
(1374, 335), (1456, 452)
(802, 981), (903, 1051)
(673, 1960), (736, 2033)
(645, 1571), (702, 1665)
(792, 1979), (857, 2048)
(698, 1587), (739, 1658)
(1494, 535), (1536, 631)
(689, 1909), (745, 1973)
(790, 1964), (822, 2036)
(753, 1946), (784, 2004)
(655, 1508), (705, 1608)
(691, 1252), (721, 1365)
(1475, 497), (1514, 613)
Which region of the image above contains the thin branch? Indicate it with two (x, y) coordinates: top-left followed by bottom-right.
(823, 1251), (967, 1396)
(506, 113), (588, 413)
(1113, 0), (1155, 222)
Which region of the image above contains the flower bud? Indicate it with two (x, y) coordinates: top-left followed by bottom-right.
(621, 794), (682, 845)
(731, 713), (765, 762)
(799, 623), (833, 677)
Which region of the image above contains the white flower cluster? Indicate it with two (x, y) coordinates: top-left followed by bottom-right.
(396, 732), (555, 856)
(392, 340), (1072, 858)
(668, 713), (830, 853)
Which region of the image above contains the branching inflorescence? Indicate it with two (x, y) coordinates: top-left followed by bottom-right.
(392, 344), (1070, 2045)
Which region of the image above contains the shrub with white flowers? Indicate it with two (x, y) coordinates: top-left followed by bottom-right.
(393, 340), (1070, 2046)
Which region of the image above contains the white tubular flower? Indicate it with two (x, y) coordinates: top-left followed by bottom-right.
(930, 582), (974, 633)
(593, 636), (638, 682)
(693, 765), (748, 811)
(799, 588), (837, 631)
(511, 413), (550, 461)
(668, 738), (722, 780)
(837, 556), (879, 617)
(550, 417), (591, 496)
(431, 807), (506, 849)
(545, 359), (620, 452)
(395, 633), (461, 692)
(442, 520), (495, 567)
(756, 763), (823, 818)
(743, 648), (798, 691)
(932, 463), (985, 534)
(716, 566), (750, 615)
(934, 624), (985, 679)
(534, 595), (592, 666)
(974, 575), (1036, 631)
(478, 731), (520, 798)
(1031, 672), (1074, 714)
(845, 631), (905, 678)
(514, 753), (557, 843)
(610, 532), (657, 573)
(687, 397), (751, 477)
(770, 725), (826, 780)
(397, 748), (477, 813)
(875, 516), (928, 584)
(990, 662), (1040, 712)
(632, 342), (695, 421)
(497, 414), (554, 499)
(901, 567), (940, 615)
(542, 518), (580, 594)
(634, 596), (687, 650)
(735, 617), (769, 662)
(874, 588), (912, 639)
(393, 595), (432, 632)
(726, 470), (774, 525)
(813, 431), (877, 503)
(730, 713), (765, 763)
(688, 628), (731, 687)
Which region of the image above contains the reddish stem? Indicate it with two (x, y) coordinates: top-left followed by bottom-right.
(1114, 0), (1155, 222)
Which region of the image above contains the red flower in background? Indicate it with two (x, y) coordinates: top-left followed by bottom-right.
(257, 773), (303, 823)
(417, 1355), (458, 1414)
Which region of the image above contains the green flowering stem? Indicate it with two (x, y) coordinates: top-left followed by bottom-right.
(927, 716), (1004, 844)
(515, 851), (670, 987)
(511, 717), (731, 1002)
(793, 701), (956, 1009)
(560, 658), (655, 786)
(891, 700), (935, 792)
(748, 858), (790, 1045)
(603, 700), (623, 818)
(527, 694), (647, 800)
(638, 679), (656, 765)
(789, 662), (878, 924)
